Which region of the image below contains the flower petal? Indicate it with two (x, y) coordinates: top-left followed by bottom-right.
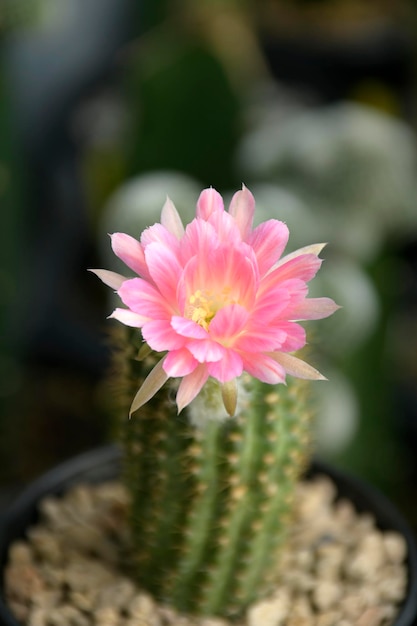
(268, 253), (323, 284)
(141, 223), (180, 252)
(228, 185), (255, 240)
(144, 241), (183, 304)
(180, 218), (219, 265)
(171, 316), (208, 339)
(273, 243), (327, 271)
(142, 320), (186, 351)
(130, 356), (168, 416)
(176, 364), (209, 412)
(290, 297), (340, 320)
(164, 348), (198, 377)
(109, 308), (149, 327)
(277, 321), (306, 352)
(207, 349), (243, 383)
(268, 352), (326, 380)
(242, 353), (286, 385)
(196, 187), (224, 220)
(209, 304), (250, 345)
(118, 278), (172, 319)
(111, 233), (149, 278)
(248, 219), (289, 276)
(187, 339), (225, 363)
(89, 269), (127, 290)
(161, 196), (185, 239)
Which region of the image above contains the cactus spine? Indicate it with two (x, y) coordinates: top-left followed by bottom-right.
(111, 325), (313, 617)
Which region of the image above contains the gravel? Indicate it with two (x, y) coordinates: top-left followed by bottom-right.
(4, 476), (408, 626)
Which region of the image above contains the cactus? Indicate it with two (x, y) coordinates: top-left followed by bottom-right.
(94, 185), (338, 619)
(111, 325), (313, 617)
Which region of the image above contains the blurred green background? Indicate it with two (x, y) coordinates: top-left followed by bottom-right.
(1, 0), (417, 529)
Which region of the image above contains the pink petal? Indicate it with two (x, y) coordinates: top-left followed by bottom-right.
(207, 349), (243, 383)
(141, 222), (180, 252)
(277, 321), (306, 352)
(234, 325), (286, 353)
(268, 253), (323, 284)
(182, 246), (258, 311)
(248, 219), (289, 276)
(171, 316), (208, 339)
(111, 233), (149, 278)
(209, 303), (249, 343)
(142, 320), (186, 352)
(180, 218), (219, 265)
(164, 348), (198, 377)
(118, 278), (172, 319)
(161, 196), (185, 239)
(196, 188), (224, 220)
(289, 297), (340, 321)
(242, 353), (286, 385)
(228, 185), (255, 240)
(89, 269), (126, 290)
(268, 352), (326, 380)
(207, 210), (242, 246)
(109, 308), (149, 327)
(187, 339), (225, 363)
(251, 285), (291, 322)
(176, 364), (209, 412)
(144, 241), (183, 304)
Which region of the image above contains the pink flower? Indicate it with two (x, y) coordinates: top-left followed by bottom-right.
(91, 186), (339, 416)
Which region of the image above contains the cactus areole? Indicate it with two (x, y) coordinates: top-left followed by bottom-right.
(91, 186), (339, 617)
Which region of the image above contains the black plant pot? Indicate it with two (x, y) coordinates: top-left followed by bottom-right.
(0, 445), (416, 625)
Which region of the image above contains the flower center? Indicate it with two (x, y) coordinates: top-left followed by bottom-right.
(187, 287), (234, 330)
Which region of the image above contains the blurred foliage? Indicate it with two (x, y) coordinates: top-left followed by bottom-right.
(0, 55), (28, 486)
(1, 0), (417, 534)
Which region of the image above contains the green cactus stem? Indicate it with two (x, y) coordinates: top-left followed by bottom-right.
(111, 325), (314, 618)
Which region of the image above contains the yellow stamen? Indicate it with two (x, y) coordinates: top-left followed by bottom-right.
(187, 287), (236, 330)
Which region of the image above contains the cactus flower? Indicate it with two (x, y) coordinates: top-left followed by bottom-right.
(92, 186), (338, 416)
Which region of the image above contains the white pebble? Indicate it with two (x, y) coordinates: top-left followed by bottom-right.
(247, 589), (290, 626)
(312, 580), (342, 611)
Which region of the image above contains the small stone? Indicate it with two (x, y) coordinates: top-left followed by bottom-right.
(356, 607), (385, 626)
(281, 569), (315, 593)
(314, 610), (342, 626)
(28, 607), (49, 626)
(38, 496), (69, 529)
(48, 604), (90, 626)
(6, 599), (30, 623)
(315, 543), (345, 579)
(247, 589), (290, 626)
(158, 606), (194, 625)
(346, 531), (386, 581)
(376, 565), (407, 602)
(286, 595), (313, 626)
(8, 541), (33, 564)
(200, 618), (230, 626)
(94, 606), (120, 625)
(69, 590), (97, 613)
(32, 589), (62, 610)
(28, 527), (63, 564)
(312, 580), (342, 611)
(294, 549), (314, 571)
(95, 578), (136, 611)
(339, 592), (367, 620)
(63, 558), (116, 592)
(127, 592), (161, 625)
(383, 532), (407, 564)
(5, 563), (45, 603)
